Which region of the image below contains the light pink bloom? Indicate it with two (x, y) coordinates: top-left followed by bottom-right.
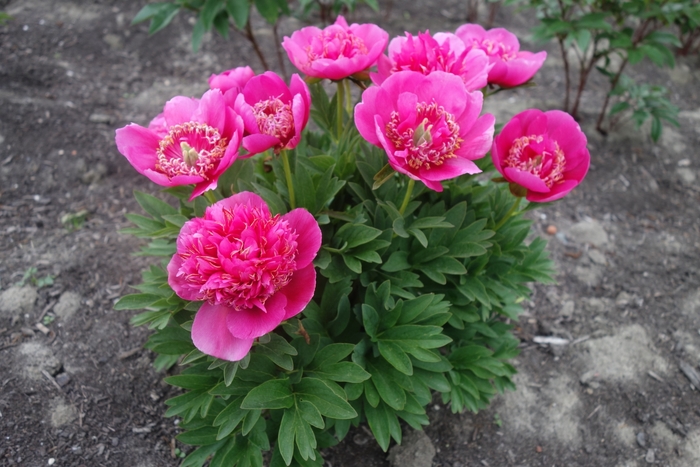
(492, 109), (590, 202)
(374, 31), (491, 92)
(234, 71), (311, 155)
(455, 24), (547, 88)
(208, 66), (255, 94)
(355, 70), (495, 192)
(115, 90), (244, 200)
(282, 15), (389, 80)
(167, 192), (321, 361)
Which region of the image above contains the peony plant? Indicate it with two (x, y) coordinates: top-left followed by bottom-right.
(116, 18), (589, 467)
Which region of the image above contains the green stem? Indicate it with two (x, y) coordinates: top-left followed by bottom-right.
(343, 78), (353, 115)
(280, 150), (296, 209)
(203, 190), (217, 205)
(398, 179), (415, 216)
(336, 79), (345, 141)
(494, 196), (522, 231)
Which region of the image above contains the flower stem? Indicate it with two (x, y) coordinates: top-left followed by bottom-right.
(203, 190), (217, 205)
(343, 78), (353, 115)
(398, 179), (415, 216)
(494, 196), (522, 231)
(280, 149), (296, 209)
(336, 79), (345, 141)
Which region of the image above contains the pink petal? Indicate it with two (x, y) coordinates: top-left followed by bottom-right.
(243, 72), (291, 105)
(278, 264), (316, 320)
(167, 254), (201, 301)
(195, 89), (227, 134)
(217, 191), (268, 212)
(226, 292), (287, 339)
(242, 133), (280, 155)
(192, 303), (254, 361)
(115, 124), (160, 173)
(504, 167), (550, 193)
(163, 96), (199, 126)
(527, 179), (579, 203)
(455, 113), (495, 160)
(282, 209), (321, 269)
(419, 156), (481, 181)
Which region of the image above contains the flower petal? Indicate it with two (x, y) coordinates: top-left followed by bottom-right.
(282, 209), (322, 269)
(226, 293), (287, 339)
(192, 303), (254, 361)
(278, 264), (316, 320)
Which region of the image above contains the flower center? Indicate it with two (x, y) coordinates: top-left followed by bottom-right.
(504, 135), (566, 187)
(179, 204), (298, 311)
(385, 101), (462, 170)
(472, 39), (517, 62)
(305, 26), (368, 63)
(253, 97), (294, 151)
(156, 122), (227, 179)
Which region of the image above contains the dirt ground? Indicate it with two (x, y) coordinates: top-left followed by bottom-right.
(1, 0), (700, 466)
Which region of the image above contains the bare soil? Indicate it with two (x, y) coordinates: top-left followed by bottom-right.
(1, 1), (700, 466)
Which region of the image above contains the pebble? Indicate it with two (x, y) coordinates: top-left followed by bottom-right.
(387, 430), (436, 467)
(588, 249), (607, 266)
(546, 225), (557, 235)
(0, 286), (38, 320)
(645, 448), (655, 463)
(636, 431), (647, 448)
(568, 219), (609, 247)
(88, 113), (112, 124)
(55, 373), (71, 387)
(54, 291), (82, 320)
(676, 167), (696, 187)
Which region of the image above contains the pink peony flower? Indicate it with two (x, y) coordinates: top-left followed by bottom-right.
(115, 89), (244, 200)
(455, 24), (547, 88)
(282, 15), (389, 81)
(492, 109), (590, 202)
(374, 31), (491, 92)
(355, 70), (495, 192)
(167, 192), (321, 361)
(208, 66), (255, 94)
(234, 71), (311, 155)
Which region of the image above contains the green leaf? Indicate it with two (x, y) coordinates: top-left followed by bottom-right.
(253, 0), (279, 23)
(134, 191), (178, 220)
(114, 293), (162, 310)
(381, 251), (411, 272)
(362, 304), (379, 338)
(278, 405), (316, 464)
(364, 401), (401, 451)
(311, 343), (355, 368)
(180, 439), (229, 467)
(294, 377), (357, 419)
(226, 0), (250, 29)
(241, 379), (294, 410)
(366, 360), (406, 410)
(337, 223), (383, 249)
(146, 4), (180, 35)
(378, 341), (412, 375)
(177, 426), (220, 446)
(309, 362), (371, 383)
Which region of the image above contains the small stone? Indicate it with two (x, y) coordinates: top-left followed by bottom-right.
(88, 113), (112, 124)
(81, 163), (107, 184)
(387, 430), (436, 467)
(111, 437), (119, 447)
(568, 219), (609, 247)
(636, 432), (647, 448)
(676, 167), (696, 187)
(645, 448), (655, 463)
(560, 300), (575, 318)
(54, 292), (82, 320)
(546, 225), (557, 235)
(573, 265), (603, 287)
(103, 33), (123, 50)
(615, 292), (633, 308)
(588, 249), (607, 266)
(0, 286), (38, 320)
(55, 373), (71, 387)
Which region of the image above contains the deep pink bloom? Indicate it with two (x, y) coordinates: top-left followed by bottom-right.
(492, 109), (590, 202)
(208, 66), (255, 94)
(234, 71), (311, 155)
(115, 90), (244, 200)
(167, 192), (321, 361)
(355, 71), (495, 192)
(455, 24), (547, 88)
(282, 15), (389, 80)
(374, 31), (491, 92)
